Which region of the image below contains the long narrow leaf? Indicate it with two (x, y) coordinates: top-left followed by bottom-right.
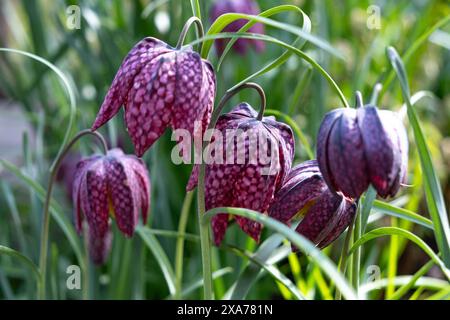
(137, 226), (176, 296)
(349, 227), (450, 280)
(217, 5), (311, 71)
(203, 207), (358, 299)
(387, 47), (450, 267)
(201, 13), (342, 60)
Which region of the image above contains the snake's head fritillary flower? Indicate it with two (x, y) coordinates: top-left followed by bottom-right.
(187, 103), (294, 245)
(72, 148), (151, 264)
(317, 105), (408, 199)
(268, 160), (357, 249)
(210, 0), (265, 55)
(91, 37), (216, 157)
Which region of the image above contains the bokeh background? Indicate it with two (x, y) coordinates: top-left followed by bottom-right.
(0, 0), (449, 299)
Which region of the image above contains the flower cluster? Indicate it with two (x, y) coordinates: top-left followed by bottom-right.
(75, 13), (409, 264)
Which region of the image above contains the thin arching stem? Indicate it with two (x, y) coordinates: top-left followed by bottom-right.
(196, 82), (267, 300)
(176, 16), (204, 51)
(38, 129), (108, 299)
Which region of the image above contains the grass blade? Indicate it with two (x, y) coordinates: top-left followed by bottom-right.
(137, 226), (176, 296)
(387, 46), (450, 267)
(371, 199), (433, 230)
(203, 207), (358, 300)
(0, 245), (41, 284)
(201, 13), (343, 60)
(190, 32), (349, 108)
(216, 5), (311, 71)
(227, 245), (306, 300)
(349, 227), (450, 280)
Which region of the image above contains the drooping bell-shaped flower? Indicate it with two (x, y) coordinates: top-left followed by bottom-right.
(317, 105), (408, 199)
(72, 148), (151, 264)
(92, 37), (216, 157)
(268, 160), (357, 249)
(187, 103), (294, 245)
(210, 0), (265, 55)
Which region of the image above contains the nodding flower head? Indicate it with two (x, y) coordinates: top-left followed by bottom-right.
(187, 103), (294, 245)
(92, 37), (216, 157)
(269, 160), (357, 249)
(210, 0), (265, 55)
(72, 148), (151, 264)
(317, 105), (408, 199)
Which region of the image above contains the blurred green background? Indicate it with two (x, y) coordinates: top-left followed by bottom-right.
(0, 0), (449, 299)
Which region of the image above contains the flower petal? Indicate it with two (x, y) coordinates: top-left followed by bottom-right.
(72, 156), (102, 234)
(317, 199), (357, 248)
(294, 189), (343, 247)
(92, 38), (169, 130)
(358, 106), (398, 198)
(328, 109), (369, 198)
(106, 156), (140, 237)
(171, 51), (209, 140)
(80, 160), (109, 238)
(125, 53), (176, 156)
(269, 174), (325, 224)
(87, 225), (112, 265)
(317, 109), (344, 193)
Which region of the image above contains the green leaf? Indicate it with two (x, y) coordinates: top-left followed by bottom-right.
(0, 245), (41, 283)
(0, 159), (86, 272)
(174, 267), (233, 299)
(189, 0), (201, 20)
(359, 275), (448, 297)
(370, 199), (433, 230)
(349, 227), (450, 280)
(216, 5), (311, 71)
(190, 32), (349, 108)
(137, 226), (177, 296)
(387, 46), (450, 267)
(381, 15), (450, 98)
(0, 48), (76, 172)
(203, 207), (357, 299)
(201, 12), (343, 60)
(389, 260), (435, 300)
(227, 245), (306, 300)
(229, 234), (285, 299)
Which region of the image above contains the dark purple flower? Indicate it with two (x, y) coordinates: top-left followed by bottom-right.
(317, 105), (408, 199)
(210, 0), (265, 55)
(92, 37), (216, 157)
(187, 103), (294, 245)
(72, 148), (151, 264)
(268, 160), (357, 249)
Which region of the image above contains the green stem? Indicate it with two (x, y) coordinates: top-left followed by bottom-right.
(38, 129), (108, 299)
(174, 191), (194, 299)
(335, 216), (355, 300)
(176, 16), (204, 51)
(197, 82), (267, 300)
(352, 206), (362, 290)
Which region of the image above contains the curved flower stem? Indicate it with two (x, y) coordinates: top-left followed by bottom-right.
(176, 16), (204, 51)
(197, 82), (267, 300)
(38, 129), (108, 299)
(174, 190), (194, 299)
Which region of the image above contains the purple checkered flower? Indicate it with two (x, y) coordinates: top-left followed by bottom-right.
(317, 105), (408, 199)
(92, 37), (216, 157)
(210, 0), (265, 55)
(72, 148), (151, 264)
(187, 103), (294, 245)
(269, 160), (357, 249)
